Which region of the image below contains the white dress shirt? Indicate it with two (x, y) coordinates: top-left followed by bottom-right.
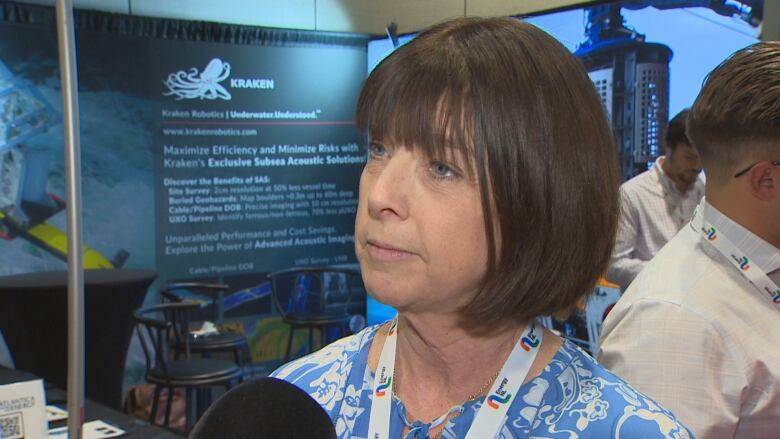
(606, 156), (704, 288)
(599, 198), (780, 438)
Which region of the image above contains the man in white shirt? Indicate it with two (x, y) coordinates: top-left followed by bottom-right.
(606, 109), (704, 289)
(599, 41), (780, 438)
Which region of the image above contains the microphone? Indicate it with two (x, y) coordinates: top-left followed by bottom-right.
(189, 377), (336, 439)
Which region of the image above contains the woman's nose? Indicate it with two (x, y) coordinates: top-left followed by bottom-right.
(364, 151), (414, 221)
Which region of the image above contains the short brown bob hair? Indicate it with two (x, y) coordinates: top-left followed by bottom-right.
(687, 41), (780, 183)
(356, 17), (620, 331)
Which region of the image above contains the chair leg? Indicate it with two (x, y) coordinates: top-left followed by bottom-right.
(185, 387), (194, 432)
(234, 346), (244, 367)
(195, 388), (202, 419)
(197, 386), (212, 418)
(163, 386), (174, 428)
(284, 326), (295, 362)
(235, 348), (245, 383)
(308, 327), (314, 355)
(150, 384), (162, 426)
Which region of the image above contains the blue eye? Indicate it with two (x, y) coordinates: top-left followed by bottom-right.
(431, 162), (458, 180)
(368, 142), (387, 159)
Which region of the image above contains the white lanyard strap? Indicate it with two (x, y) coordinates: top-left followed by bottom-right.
(368, 318), (398, 439)
(464, 323), (542, 439)
(693, 207), (780, 306)
(367, 319), (542, 439)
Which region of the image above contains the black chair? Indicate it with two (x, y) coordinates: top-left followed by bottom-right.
(133, 302), (243, 432)
(161, 282), (250, 367)
(161, 282), (229, 322)
(268, 267), (360, 362)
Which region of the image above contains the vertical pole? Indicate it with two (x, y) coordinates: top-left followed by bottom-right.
(54, 0), (84, 437)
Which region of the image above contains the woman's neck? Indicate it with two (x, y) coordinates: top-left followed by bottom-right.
(368, 312), (561, 424)
(394, 313), (519, 392)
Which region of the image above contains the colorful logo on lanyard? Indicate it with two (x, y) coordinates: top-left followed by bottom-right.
(520, 324), (539, 352)
(704, 226), (718, 241)
(487, 378), (512, 410)
(762, 287), (780, 303)
(375, 367), (392, 397)
(730, 254), (750, 271)
(487, 393), (512, 410)
(520, 335), (539, 351)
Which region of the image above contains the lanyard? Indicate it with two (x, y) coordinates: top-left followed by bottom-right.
(367, 319), (542, 439)
(693, 207), (780, 306)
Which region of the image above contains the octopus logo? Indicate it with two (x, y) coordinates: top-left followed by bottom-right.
(738, 256), (750, 271)
(704, 226), (717, 241)
(487, 393), (512, 410)
(163, 58), (232, 100)
(771, 289), (780, 304)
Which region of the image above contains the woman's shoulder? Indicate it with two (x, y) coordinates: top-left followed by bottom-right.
(270, 324), (380, 388)
(269, 324), (380, 417)
(529, 340), (693, 438)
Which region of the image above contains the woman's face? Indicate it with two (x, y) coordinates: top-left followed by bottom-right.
(354, 140), (489, 315)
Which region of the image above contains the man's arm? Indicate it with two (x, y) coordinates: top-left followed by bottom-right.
(598, 299), (745, 438)
(606, 188), (648, 288)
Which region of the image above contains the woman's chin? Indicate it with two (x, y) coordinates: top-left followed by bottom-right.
(366, 285), (406, 308)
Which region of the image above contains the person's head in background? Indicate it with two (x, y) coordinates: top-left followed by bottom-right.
(687, 41), (780, 248)
(662, 109), (702, 192)
(354, 16), (621, 334)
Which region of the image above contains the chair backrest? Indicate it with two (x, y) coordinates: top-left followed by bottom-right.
(267, 267), (361, 320)
(162, 281), (229, 322)
(133, 302), (201, 379)
(162, 282), (229, 302)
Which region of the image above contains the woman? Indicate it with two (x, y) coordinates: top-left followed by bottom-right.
(272, 17), (692, 438)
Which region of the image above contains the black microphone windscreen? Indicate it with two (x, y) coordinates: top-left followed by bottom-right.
(189, 377), (336, 439)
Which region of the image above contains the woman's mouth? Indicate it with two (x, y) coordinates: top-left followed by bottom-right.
(365, 240), (415, 262)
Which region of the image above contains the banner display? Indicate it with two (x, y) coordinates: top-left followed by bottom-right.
(152, 40), (365, 279)
(0, 5), (367, 369)
(0, 17), (366, 278)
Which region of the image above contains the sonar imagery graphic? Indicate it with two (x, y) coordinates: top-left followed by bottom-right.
(0, 34), (157, 276)
(0, 57), (130, 271)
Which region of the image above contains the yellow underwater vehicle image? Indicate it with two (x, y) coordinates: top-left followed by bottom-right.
(0, 59), (126, 269)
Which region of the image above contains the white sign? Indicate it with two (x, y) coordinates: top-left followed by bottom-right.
(48, 420), (126, 439)
(0, 379), (47, 439)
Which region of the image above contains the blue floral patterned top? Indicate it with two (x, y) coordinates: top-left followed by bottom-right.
(271, 323), (693, 438)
